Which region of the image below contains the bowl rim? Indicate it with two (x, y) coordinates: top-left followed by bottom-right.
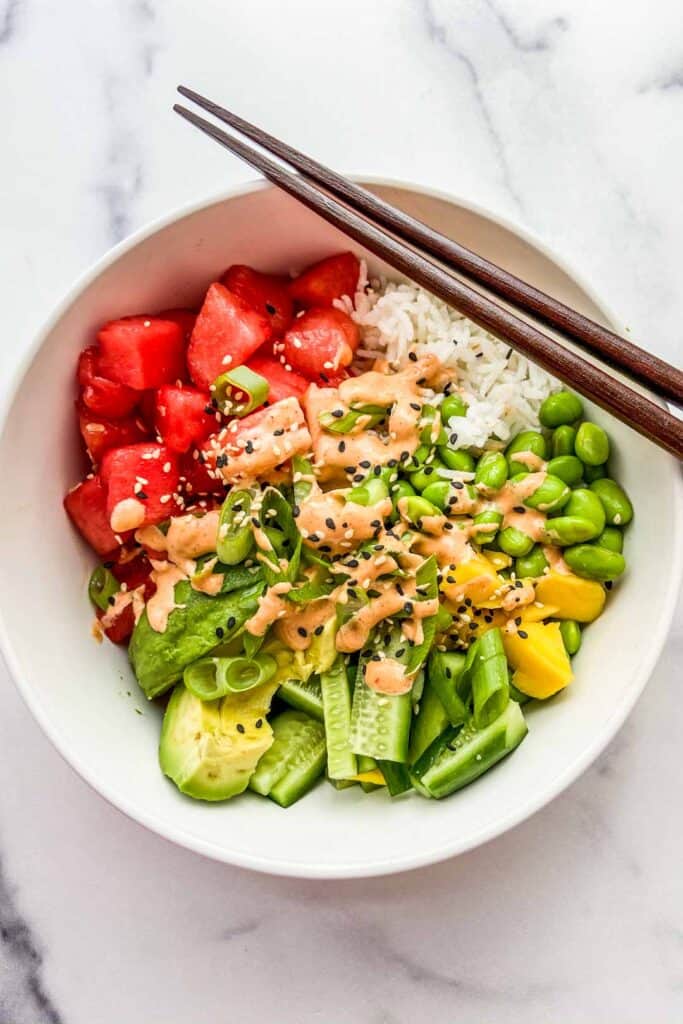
(1, 176), (681, 879)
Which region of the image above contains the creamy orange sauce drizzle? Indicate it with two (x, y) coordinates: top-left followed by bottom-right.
(110, 498), (146, 533)
(501, 582), (535, 612)
(245, 581), (292, 637)
(146, 564), (186, 633)
(302, 354), (442, 480)
(512, 450), (546, 471)
(275, 598), (335, 651)
(543, 545), (571, 575)
(297, 483), (392, 557)
(490, 472), (548, 541)
(336, 577), (438, 654)
(207, 397), (311, 483)
(364, 657), (413, 696)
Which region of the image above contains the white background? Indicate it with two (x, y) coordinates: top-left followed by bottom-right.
(1, 1), (682, 1021)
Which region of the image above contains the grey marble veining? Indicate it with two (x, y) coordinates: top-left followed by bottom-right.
(0, 1), (681, 1021)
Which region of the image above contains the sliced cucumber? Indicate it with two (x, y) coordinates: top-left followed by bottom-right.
(278, 677), (324, 721)
(249, 710), (326, 806)
(408, 677), (450, 763)
(320, 658), (357, 780)
(410, 702), (528, 799)
(349, 630), (414, 763)
(377, 760), (413, 797)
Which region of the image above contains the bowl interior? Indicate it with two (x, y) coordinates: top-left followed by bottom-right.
(0, 182), (679, 877)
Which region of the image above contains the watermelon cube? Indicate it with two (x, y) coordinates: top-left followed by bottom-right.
(101, 443), (180, 532)
(97, 316), (185, 390)
(187, 283), (272, 391)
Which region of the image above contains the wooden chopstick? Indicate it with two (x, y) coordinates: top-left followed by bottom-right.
(177, 85), (683, 409)
(173, 100), (683, 460)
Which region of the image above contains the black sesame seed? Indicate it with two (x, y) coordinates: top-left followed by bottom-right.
(227, 616), (236, 629)
(314, 624), (324, 636)
(605, 581), (613, 590)
(215, 627), (224, 638)
(216, 454), (228, 468)
(515, 580), (523, 588)
(396, 583), (405, 596)
(332, 409), (344, 418)
(297, 627), (308, 638)
(137, 490), (148, 500)
(325, 517), (336, 530)
(265, 302), (276, 315)
(395, 648), (405, 658)
(338, 441), (346, 452)
(443, 522), (454, 531)
(367, 589), (381, 599)
(453, 481), (464, 490)
(371, 519), (381, 528)
(347, 558), (359, 568)
(361, 551), (371, 560)
(371, 653), (381, 662)
(108, 595), (116, 606)
(404, 601), (414, 614)
(515, 616), (522, 625)
(293, 505), (300, 517)
(236, 723), (245, 734)
(103, 560), (114, 569)
(513, 506), (526, 514)
(449, 433), (458, 444)
(320, 372), (329, 383)
(319, 544), (331, 553)
(464, 598), (472, 607)
(245, 440), (254, 454)
(309, 533), (320, 543)
(518, 629), (529, 639)
(251, 516), (260, 527)
(344, 466), (356, 474)
(469, 622), (478, 630)
(359, 460), (371, 469)
(273, 428), (285, 436)
(353, 474), (364, 483)
(255, 718), (263, 728)
(204, 405), (214, 415)
(408, 352), (418, 362)
(410, 402), (421, 411)
(457, 604), (466, 613)
(373, 466), (381, 476)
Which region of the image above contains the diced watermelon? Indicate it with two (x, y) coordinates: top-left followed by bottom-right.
(78, 405), (149, 464)
(246, 347), (309, 404)
(101, 443), (180, 531)
(289, 252), (360, 308)
(97, 316), (185, 390)
(63, 476), (121, 556)
(221, 265), (293, 336)
(201, 397), (312, 483)
(154, 385), (216, 453)
(78, 347), (139, 419)
(179, 449), (226, 497)
(98, 601), (135, 645)
(186, 283), (272, 390)
(282, 307), (360, 381)
(156, 307), (197, 343)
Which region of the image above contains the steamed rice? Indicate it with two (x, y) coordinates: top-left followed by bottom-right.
(338, 263), (559, 450)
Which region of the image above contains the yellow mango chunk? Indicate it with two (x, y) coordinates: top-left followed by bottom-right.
(535, 571), (605, 623)
(503, 621), (573, 699)
(441, 556), (501, 606)
(485, 550), (512, 571)
(519, 603), (560, 623)
(352, 769), (386, 786)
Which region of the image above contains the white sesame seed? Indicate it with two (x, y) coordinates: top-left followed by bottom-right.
(221, 354), (233, 366)
(143, 320), (151, 327)
(159, 494), (172, 504)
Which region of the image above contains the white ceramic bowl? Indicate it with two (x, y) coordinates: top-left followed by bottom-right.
(1, 180), (680, 878)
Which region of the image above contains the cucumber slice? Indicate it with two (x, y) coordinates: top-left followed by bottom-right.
(408, 677), (450, 764)
(249, 710), (326, 805)
(320, 659), (357, 780)
(411, 702), (528, 799)
(349, 631), (414, 763)
(278, 678), (324, 721)
(377, 760), (413, 796)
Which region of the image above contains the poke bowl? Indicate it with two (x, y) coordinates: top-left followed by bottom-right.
(0, 178), (680, 878)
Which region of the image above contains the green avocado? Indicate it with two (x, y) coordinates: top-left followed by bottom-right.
(129, 574), (263, 699)
(159, 681), (278, 801)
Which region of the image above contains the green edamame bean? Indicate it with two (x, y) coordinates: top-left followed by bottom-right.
(390, 479), (416, 519)
(506, 430), (548, 475)
(420, 405), (447, 446)
(543, 516), (602, 546)
(563, 488), (605, 535)
(348, 477), (389, 506)
(575, 422), (610, 466)
(421, 480), (450, 511)
(441, 394), (468, 422)
(559, 620), (582, 656)
(594, 526), (623, 553)
(471, 510), (503, 546)
(539, 390), (584, 428)
(583, 463), (606, 483)
(410, 458), (447, 493)
(88, 565), (119, 612)
(546, 455), (584, 487)
(589, 478), (633, 526)
(437, 447), (475, 472)
(474, 451), (508, 491)
(498, 526), (535, 557)
(403, 495), (441, 527)
(563, 544), (626, 581)
(515, 472), (571, 513)
(552, 425), (577, 458)
(408, 444), (431, 470)
(515, 545), (549, 578)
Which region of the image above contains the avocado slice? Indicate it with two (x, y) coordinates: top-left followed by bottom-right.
(159, 681), (278, 801)
(130, 573), (263, 700)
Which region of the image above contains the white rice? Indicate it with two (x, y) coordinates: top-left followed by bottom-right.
(338, 262), (559, 450)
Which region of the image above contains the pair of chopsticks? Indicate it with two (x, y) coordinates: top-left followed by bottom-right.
(174, 86), (683, 459)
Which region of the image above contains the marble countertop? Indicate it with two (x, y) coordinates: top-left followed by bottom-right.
(1, 1), (682, 1021)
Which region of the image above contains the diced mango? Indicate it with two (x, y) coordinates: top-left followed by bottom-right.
(441, 555), (501, 606)
(485, 550), (512, 571)
(503, 621), (573, 699)
(519, 603), (560, 623)
(535, 571), (605, 623)
(352, 769), (386, 786)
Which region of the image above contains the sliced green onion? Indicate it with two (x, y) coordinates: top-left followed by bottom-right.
(88, 565), (119, 612)
(258, 486), (302, 585)
(210, 365), (269, 417)
(347, 477), (389, 506)
(184, 653), (277, 701)
(217, 488), (255, 565)
(292, 455), (314, 506)
(319, 404), (386, 434)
